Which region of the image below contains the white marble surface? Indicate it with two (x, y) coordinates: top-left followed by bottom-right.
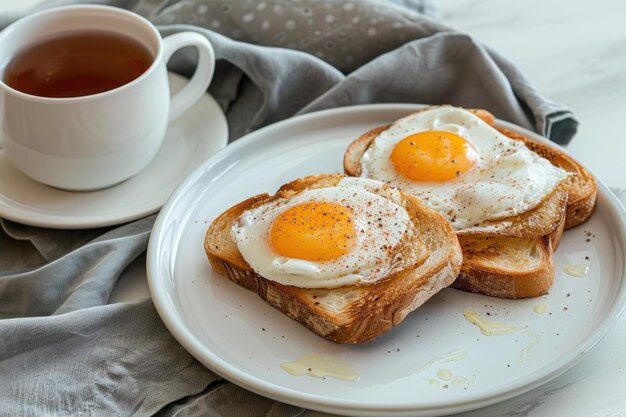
(3, 0), (626, 416)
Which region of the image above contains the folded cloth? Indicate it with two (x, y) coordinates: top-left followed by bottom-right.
(152, 0), (577, 143)
(0, 1), (579, 416)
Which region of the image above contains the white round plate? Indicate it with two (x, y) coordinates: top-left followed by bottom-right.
(0, 72), (228, 229)
(147, 104), (626, 416)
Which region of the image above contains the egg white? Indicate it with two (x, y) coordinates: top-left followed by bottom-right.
(359, 107), (568, 230)
(232, 178), (416, 288)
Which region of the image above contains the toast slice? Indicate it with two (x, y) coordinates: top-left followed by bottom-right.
(205, 174), (463, 343)
(454, 235), (554, 299)
(453, 208), (565, 298)
(343, 106), (596, 298)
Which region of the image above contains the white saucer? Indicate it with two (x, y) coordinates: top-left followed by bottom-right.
(0, 72), (228, 229)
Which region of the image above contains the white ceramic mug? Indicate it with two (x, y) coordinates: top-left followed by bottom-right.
(0, 5), (215, 191)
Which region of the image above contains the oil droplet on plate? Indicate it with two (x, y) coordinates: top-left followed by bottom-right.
(281, 353), (359, 381)
(519, 330), (543, 364)
(416, 349), (467, 372)
(463, 308), (519, 335)
(562, 264), (589, 277)
(417, 350), (474, 387)
(436, 369), (475, 385)
(533, 303), (549, 314)
(436, 369), (454, 380)
(424, 377), (440, 386)
(463, 309), (542, 364)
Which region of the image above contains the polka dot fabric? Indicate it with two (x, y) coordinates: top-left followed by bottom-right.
(144, 0), (577, 143)
(152, 0), (439, 72)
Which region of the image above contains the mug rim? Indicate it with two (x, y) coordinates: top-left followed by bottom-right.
(0, 4), (165, 104)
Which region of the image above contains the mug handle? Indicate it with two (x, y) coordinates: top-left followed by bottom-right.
(162, 32), (216, 122)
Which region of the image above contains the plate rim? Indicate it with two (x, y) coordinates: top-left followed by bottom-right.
(147, 103), (626, 416)
(0, 72), (228, 229)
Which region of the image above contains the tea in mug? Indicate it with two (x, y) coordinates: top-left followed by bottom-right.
(4, 29), (153, 98)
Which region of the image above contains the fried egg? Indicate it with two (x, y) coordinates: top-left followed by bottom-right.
(232, 177), (424, 288)
(359, 107), (568, 230)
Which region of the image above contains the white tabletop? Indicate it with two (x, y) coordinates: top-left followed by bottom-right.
(3, 0), (626, 416)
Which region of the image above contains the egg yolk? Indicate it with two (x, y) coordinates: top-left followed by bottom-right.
(390, 130), (478, 182)
(270, 202), (356, 262)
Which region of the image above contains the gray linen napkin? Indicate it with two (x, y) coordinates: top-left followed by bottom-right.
(0, 1), (580, 416)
